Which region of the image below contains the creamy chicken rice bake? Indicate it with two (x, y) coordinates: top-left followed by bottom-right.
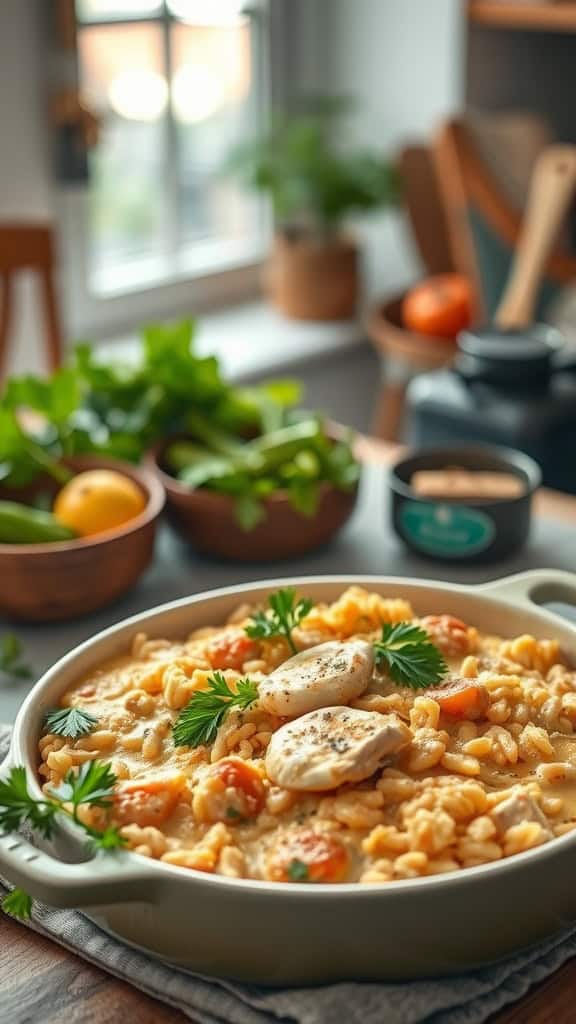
(38, 587), (576, 884)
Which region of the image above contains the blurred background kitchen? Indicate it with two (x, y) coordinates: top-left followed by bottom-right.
(2, 0), (576, 504)
(2, 0), (576, 684)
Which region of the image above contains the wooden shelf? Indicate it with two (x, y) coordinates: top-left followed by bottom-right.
(469, 2), (576, 32)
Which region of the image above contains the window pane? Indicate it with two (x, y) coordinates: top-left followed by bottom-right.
(167, 0), (247, 26)
(77, 0), (162, 21)
(171, 15), (261, 252)
(78, 23), (168, 284)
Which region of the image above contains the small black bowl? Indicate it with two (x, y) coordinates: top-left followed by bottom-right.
(389, 445), (541, 564)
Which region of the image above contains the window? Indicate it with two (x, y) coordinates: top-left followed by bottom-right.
(72, 0), (268, 306)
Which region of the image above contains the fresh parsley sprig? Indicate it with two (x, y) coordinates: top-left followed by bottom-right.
(0, 634), (32, 683)
(0, 761), (125, 921)
(288, 859), (310, 882)
(373, 621), (447, 690)
(173, 672), (259, 748)
(1, 887), (32, 920)
(51, 760), (117, 816)
(44, 706), (99, 740)
(0, 765), (57, 837)
(245, 587), (313, 654)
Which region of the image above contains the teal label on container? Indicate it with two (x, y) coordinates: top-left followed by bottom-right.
(400, 501), (495, 557)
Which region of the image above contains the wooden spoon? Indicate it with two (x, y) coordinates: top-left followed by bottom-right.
(495, 144), (576, 328)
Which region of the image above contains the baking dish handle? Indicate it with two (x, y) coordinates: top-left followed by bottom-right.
(479, 569), (576, 616)
(0, 760), (158, 909)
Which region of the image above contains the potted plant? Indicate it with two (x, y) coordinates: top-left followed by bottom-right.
(227, 97), (400, 321)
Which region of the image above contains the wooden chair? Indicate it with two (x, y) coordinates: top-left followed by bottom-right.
(368, 144), (457, 440)
(398, 144), (455, 277)
(434, 117), (576, 321)
(369, 117), (576, 441)
(0, 223), (64, 378)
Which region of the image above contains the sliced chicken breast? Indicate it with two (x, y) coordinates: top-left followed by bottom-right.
(490, 789), (552, 837)
(265, 706), (411, 791)
(258, 640), (374, 718)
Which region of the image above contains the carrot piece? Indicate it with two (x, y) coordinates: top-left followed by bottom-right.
(113, 773), (187, 827)
(427, 678), (489, 720)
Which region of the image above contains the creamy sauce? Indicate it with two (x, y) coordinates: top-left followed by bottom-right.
(37, 590), (576, 884)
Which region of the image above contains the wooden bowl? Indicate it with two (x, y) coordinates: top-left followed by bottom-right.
(0, 456), (165, 622)
(367, 294), (457, 369)
(366, 294), (458, 440)
(148, 437), (359, 562)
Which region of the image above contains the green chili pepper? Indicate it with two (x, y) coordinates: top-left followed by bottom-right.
(0, 501), (77, 544)
(165, 441), (216, 474)
(241, 421), (324, 474)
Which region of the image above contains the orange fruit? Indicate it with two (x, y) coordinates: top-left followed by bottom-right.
(53, 469), (146, 537)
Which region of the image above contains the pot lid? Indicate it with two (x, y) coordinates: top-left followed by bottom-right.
(456, 323), (564, 385)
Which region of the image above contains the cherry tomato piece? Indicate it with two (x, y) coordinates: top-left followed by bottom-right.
(210, 756), (265, 819)
(113, 774), (186, 827)
(206, 632), (259, 672)
(403, 274), (474, 340)
(266, 827), (349, 883)
(420, 615), (473, 658)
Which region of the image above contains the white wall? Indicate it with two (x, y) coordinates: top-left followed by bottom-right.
(323, 0), (465, 297)
(0, 1), (52, 218)
(0, 0), (55, 374)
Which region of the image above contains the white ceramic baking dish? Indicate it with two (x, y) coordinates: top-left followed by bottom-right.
(2, 569), (576, 985)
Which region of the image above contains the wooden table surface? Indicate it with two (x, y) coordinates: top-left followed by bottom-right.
(2, 437), (576, 1023)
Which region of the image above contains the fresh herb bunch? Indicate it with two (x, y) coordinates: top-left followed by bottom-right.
(0, 375), (78, 488)
(167, 417), (360, 532)
(44, 706), (99, 740)
(0, 634), (32, 683)
(373, 622), (447, 690)
(245, 588), (314, 654)
(0, 320), (302, 489)
(0, 317), (359, 532)
(173, 672), (259, 748)
(0, 761), (125, 920)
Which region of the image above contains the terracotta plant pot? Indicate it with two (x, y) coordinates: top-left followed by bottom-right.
(264, 233), (359, 321)
(148, 437), (359, 562)
(0, 456), (165, 622)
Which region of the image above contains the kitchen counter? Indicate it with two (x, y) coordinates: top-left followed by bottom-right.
(2, 436), (576, 1022)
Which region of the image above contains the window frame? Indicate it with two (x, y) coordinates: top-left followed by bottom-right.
(60, 0), (276, 339)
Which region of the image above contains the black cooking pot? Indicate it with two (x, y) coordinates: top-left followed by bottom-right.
(406, 324), (576, 494)
(455, 323), (576, 390)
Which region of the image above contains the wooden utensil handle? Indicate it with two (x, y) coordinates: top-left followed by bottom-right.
(495, 145), (576, 329)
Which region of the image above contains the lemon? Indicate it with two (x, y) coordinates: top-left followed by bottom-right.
(54, 469), (146, 537)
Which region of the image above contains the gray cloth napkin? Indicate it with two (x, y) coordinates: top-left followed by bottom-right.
(2, 723), (576, 1024)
